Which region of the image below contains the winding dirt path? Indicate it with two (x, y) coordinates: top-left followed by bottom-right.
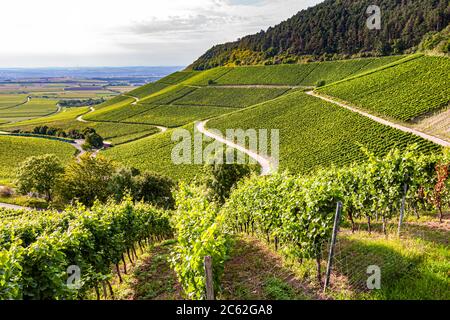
(76, 106), (95, 123)
(196, 120), (275, 175)
(307, 91), (450, 148)
(124, 94), (140, 106)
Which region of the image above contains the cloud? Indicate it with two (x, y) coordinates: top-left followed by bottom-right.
(0, 0), (324, 67)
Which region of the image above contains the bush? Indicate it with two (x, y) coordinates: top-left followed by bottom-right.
(108, 167), (139, 202)
(315, 80), (326, 87)
(202, 161), (254, 205)
(81, 143), (92, 151)
(133, 171), (176, 209)
(56, 154), (115, 207)
(171, 182), (230, 299)
(84, 130), (104, 149)
(15, 154), (65, 202)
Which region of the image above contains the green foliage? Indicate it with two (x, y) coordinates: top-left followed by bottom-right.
(419, 25), (450, 54)
(15, 154), (65, 201)
(190, 0), (449, 70)
(0, 243), (23, 299)
(56, 154), (115, 207)
(84, 130), (104, 149)
(0, 135), (75, 184)
(133, 171), (176, 209)
(171, 182), (230, 299)
(315, 80), (326, 87)
(202, 159), (254, 205)
(0, 199), (172, 299)
(223, 147), (449, 252)
(319, 56), (450, 121)
(58, 98), (105, 108)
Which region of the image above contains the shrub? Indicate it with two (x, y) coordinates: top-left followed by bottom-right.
(15, 154), (65, 202)
(202, 161), (254, 205)
(133, 171), (176, 209)
(56, 154), (115, 207)
(315, 80), (326, 87)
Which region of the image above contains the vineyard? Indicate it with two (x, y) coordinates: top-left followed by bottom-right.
(157, 71), (199, 85)
(102, 125), (199, 181)
(0, 98), (58, 122)
(213, 56), (403, 86)
(207, 91), (441, 174)
(0, 94), (28, 110)
(0, 199), (172, 299)
(0, 107), (160, 146)
(0, 136), (76, 184)
(83, 86), (198, 122)
(169, 147), (449, 300)
(0, 146), (448, 300)
(318, 55), (450, 122)
(174, 87), (290, 108)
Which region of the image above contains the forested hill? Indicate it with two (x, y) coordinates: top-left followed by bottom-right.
(189, 0), (450, 70)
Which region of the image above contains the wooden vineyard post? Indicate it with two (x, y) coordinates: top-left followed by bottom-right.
(398, 182), (408, 236)
(324, 201), (342, 293)
(204, 256), (215, 300)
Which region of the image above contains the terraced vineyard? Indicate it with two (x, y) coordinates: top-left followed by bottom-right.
(102, 125), (200, 181)
(127, 82), (171, 99)
(84, 86), (197, 122)
(0, 107), (159, 145)
(0, 95), (28, 110)
(318, 55), (450, 122)
(158, 71), (198, 85)
(174, 87), (290, 108)
(94, 95), (135, 110)
(0, 135), (76, 184)
(124, 105), (236, 127)
(207, 91), (441, 174)
(0, 98), (58, 122)
(213, 56), (403, 86)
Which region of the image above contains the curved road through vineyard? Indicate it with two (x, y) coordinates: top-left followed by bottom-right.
(196, 120), (275, 175)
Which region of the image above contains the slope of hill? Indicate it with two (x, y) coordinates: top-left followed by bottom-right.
(206, 90), (440, 174)
(190, 0), (450, 70)
(318, 55), (450, 122)
(0, 135), (76, 184)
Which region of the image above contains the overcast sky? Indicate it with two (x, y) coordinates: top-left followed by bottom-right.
(0, 0), (323, 68)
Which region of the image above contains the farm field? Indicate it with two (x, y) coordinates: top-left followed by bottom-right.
(0, 135), (76, 184)
(318, 55), (450, 122)
(207, 91), (441, 174)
